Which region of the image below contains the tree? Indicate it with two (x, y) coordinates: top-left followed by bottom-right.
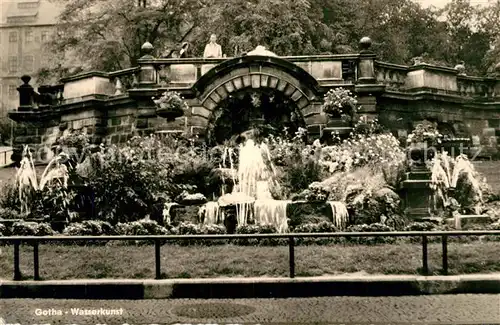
(440, 0), (491, 74)
(38, 0), (498, 81)
(189, 0), (332, 56)
(41, 0), (205, 82)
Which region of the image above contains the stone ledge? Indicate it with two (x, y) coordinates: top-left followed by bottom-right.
(2, 274), (500, 299)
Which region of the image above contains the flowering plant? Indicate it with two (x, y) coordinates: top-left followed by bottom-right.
(321, 88), (358, 122)
(319, 132), (405, 173)
(406, 121), (442, 146)
(153, 91), (189, 112)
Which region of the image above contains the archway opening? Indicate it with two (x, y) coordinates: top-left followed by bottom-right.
(206, 88), (306, 145)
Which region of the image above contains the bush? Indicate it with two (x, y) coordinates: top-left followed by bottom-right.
(404, 222), (437, 232)
(266, 129), (325, 199)
(235, 224), (284, 246)
(63, 220), (115, 236)
(293, 221), (341, 245)
(345, 223), (396, 245)
(0, 183), (21, 213)
(115, 219), (169, 245)
(0, 207), (25, 220)
(170, 222), (227, 246)
(9, 221), (56, 246)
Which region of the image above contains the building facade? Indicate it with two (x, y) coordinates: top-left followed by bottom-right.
(0, 0), (61, 118)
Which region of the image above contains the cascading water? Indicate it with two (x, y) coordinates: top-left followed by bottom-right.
(162, 203), (179, 225)
(201, 137), (290, 233)
(236, 139), (271, 198)
(200, 201), (221, 224)
(220, 146), (237, 196)
(254, 199), (291, 233)
(327, 201), (349, 230)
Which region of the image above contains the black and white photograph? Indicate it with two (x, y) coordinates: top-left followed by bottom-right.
(0, 0), (500, 324)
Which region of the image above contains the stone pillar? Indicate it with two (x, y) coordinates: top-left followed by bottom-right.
(357, 37), (376, 84)
(17, 75), (35, 111)
(137, 42), (157, 88)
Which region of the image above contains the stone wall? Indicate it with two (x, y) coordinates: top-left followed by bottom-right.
(377, 97), (500, 157)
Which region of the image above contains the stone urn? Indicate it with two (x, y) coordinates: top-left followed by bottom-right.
(407, 142), (435, 167)
(156, 102), (184, 122)
(322, 116), (353, 144)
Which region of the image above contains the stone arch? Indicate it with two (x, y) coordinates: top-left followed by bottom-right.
(189, 56), (325, 136)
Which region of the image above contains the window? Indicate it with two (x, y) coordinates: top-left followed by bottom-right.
(41, 31), (49, 42)
(9, 57), (18, 73)
(18, 2), (39, 9)
(8, 85), (17, 98)
(9, 32), (17, 43)
(24, 55), (34, 72)
(25, 30), (33, 43)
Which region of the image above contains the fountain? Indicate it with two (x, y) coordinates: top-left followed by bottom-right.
(200, 118), (291, 233)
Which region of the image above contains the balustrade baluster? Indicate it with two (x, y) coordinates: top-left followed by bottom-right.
(114, 77), (123, 95)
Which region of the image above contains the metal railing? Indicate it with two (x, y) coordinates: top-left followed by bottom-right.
(1, 230), (500, 281)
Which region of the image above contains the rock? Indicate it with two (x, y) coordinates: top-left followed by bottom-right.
(291, 190), (311, 201)
(287, 201), (332, 229)
(170, 205), (200, 225)
(177, 193), (207, 205)
(374, 188), (400, 203)
(218, 192), (255, 207)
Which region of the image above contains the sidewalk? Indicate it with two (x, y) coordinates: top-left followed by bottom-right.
(1, 274), (500, 299)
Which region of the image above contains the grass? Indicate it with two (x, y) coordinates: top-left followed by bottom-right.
(0, 241), (499, 280)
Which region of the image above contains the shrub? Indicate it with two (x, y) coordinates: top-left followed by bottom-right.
(115, 219), (169, 246)
(266, 129), (324, 199)
(345, 223), (396, 244)
(63, 220), (115, 236)
(404, 222), (437, 232)
(116, 220), (169, 235)
(11, 221), (56, 236)
(168, 222), (227, 246)
(76, 135), (215, 224)
(235, 224), (284, 246)
(0, 182), (21, 212)
(319, 132), (405, 174)
(0, 207), (25, 220)
(293, 221), (341, 245)
(319, 167), (403, 225)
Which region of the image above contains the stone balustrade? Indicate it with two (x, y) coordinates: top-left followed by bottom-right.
(375, 61), (500, 100)
(7, 37), (500, 165)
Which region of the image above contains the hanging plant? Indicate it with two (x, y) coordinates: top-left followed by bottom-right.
(321, 88), (358, 122)
(153, 91), (189, 121)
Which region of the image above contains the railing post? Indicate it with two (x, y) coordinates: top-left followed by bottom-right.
(289, 236), (295, 278)
(422, 235), (428, 275)
(155, 239), (161, 279)
(442, 235), (448, 275)
(33, 240), (40, 280)
(13, 240), (21, 281)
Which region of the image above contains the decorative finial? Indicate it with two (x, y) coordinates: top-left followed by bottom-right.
(454, 61), (466, 75)
(494, 62), (500, 73)
(21, 75), (31, 85)
(141, 42), (154, 55)
(359, 37), (372, 51)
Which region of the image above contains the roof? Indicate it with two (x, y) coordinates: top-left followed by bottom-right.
(0, 0), (62, 26)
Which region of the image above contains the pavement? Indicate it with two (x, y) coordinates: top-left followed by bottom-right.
(2, 274), (500, 299)
(1, 295), (500, 324)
